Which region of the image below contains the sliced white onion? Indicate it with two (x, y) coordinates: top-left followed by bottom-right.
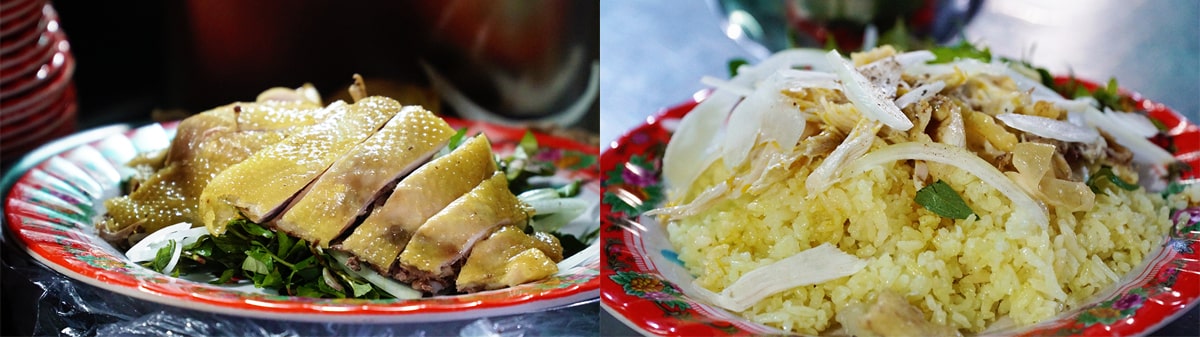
(644, 181), (730, 219)
(722, 72), (806, 170)
(1082, 107), (1175, 165)
(1049, 98), (1094, 114)
(807, 120), (882, 194)
(859, 57), (902, 98)
(525, 198), (590, 232)
(330, 251), (422, 299)
(163, 239), (184, 274)
(891, 50), (937, 68)
(826, 50), (913, 131)
(700, 76), (754, 97)
(662, 90), (740, 191)
(777, 69), (841, 90)
(895, 81), (946, 109)
(840, 142), (1049, 230)
(906, 59), (1061, 102)
(995, 113), (1100, 143)
(734, 49), (833, 85)
(126, 222), (208, 263)
(693, 243), (867, 312)
(517, 188), (561, 202)
(1105, 109), (1160, 138)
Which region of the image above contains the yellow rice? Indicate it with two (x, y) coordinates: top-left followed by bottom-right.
(667, 153), (1187, 334)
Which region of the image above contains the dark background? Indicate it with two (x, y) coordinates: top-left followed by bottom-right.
(52, 1), (599, 132)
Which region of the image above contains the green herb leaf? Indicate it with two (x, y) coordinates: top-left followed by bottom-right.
(238, 220), (275, 239)
(276, 232), (294, 258)
(336, 271), (375, 298)
(447, 128), (468, 151)
(260, 269), (284, 288)
(930, 40), (991, 64)
(295, 283), (328, 298)
(823, 33), (839, 51)
(556, 180), (583, 198)
(728, 58), (749, 77)
(1162, 181), (1187, 199)
(242, 250), (272, 275)
(212, 268), (237, 284)
(150, 240), (176, 272)
(915, 180), (976, 220)
(1086, 165), (1139, 194)
(519, 131), (539, 155)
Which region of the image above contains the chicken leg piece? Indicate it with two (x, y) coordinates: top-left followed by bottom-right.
(272, 105), (455, 246)
(335, 135), (496, 274)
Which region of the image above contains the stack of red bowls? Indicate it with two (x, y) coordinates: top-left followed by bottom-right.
(1, 0), (76, 161)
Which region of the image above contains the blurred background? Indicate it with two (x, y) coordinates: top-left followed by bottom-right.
(5, 0), (597, 163)
(600, 0), (1199, 147)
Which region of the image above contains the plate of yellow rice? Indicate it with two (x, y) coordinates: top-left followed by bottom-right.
(600, 45), (1200, 336)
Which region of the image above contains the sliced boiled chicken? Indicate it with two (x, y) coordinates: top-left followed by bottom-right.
(272, 105), (455, 246)
(335, 135), (496, 273)
(199, 97), (399, 234)
(395, 172), (531, 294)
(456, 225), (563, 292)
(102, 93), (329, 234)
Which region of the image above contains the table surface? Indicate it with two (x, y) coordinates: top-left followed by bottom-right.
(599, 0), (1199, 336)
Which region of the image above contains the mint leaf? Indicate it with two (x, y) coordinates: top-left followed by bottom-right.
(915, 180), (976, 219)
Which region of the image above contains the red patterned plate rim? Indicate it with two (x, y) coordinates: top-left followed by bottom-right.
(600, 79), (1200, 336)
(4, 116), (601, 323)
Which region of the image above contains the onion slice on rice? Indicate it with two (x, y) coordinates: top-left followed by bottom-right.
(693, 243), (867, 312)
(839, 142), (1050, 231)
(995, 113), (1100, 143)
(825, 50), (914, 131)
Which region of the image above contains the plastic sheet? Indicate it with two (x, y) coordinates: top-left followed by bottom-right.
(1, 237), (599, 337)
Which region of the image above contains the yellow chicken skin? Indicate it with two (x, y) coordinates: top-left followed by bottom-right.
(456, 226), (564, 292)
(335, 135), (497, 274)
(199, 97), (399, 234)
(272, 106), (455, 246)
(102, 97), (328, 234)
(395, 172), (532, 293)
